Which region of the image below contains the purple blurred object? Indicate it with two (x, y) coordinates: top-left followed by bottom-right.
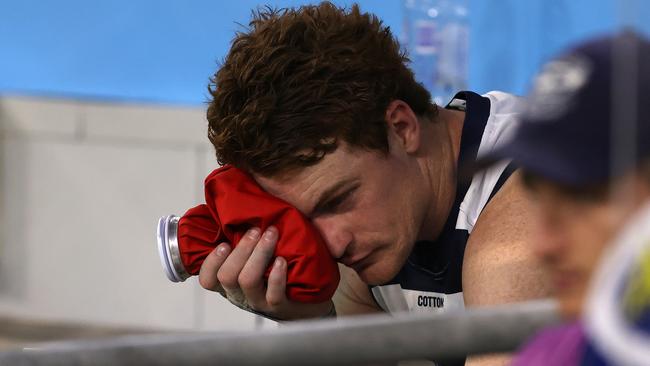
(510, 322), (585, 366)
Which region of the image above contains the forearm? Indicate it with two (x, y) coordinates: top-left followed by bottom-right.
(333, 264), (383, 316)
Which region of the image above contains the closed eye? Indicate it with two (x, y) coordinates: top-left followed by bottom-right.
(321, 191), (351, 213)
(312, 184), (359, 217)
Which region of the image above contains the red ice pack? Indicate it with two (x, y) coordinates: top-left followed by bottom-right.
(157, 165), (340, 303)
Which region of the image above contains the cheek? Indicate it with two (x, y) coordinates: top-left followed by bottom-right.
(569, 208), (624, 270)
(360, 199), (417, 247)
(356, 187), (402, 227)
(352, 177), (421, 255)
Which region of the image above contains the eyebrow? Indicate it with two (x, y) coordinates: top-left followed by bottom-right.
(310, 178), (360, 216)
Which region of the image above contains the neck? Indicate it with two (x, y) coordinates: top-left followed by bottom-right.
(417, 108), (466, 241)
(443, 108), (466, 165)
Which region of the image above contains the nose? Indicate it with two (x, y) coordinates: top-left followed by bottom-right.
(532, 212), (566, 263)
(312, 216), (353, 259)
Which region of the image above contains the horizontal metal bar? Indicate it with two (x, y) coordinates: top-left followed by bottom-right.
(0, 300), (560, 366)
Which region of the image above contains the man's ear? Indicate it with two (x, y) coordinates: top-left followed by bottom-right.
(385, 100), (421, 154)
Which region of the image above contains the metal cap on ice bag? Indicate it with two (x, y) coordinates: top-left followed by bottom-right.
(156, 215), (190, 282)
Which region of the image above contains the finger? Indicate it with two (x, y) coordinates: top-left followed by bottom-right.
(198, 243), (231, 293)
(217, 227), (261, 291)
(239, 226), (279, 307)
(266, 256), (288, 307)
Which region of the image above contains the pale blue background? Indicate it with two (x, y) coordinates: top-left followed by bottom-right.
(1, 0), (648, 105)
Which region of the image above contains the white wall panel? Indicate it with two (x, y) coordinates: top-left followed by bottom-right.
(0, 97), (79, 137)
(83, 103), (209, 146)
(0, 97), (259, 332)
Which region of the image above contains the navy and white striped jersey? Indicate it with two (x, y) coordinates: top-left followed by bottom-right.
(370, 91), (523, 313)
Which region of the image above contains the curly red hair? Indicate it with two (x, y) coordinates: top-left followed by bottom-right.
(207, 2), (436, 176)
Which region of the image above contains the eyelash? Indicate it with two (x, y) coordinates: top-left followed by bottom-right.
(320, 190), (355, 215)
(323, 194), (347, 212)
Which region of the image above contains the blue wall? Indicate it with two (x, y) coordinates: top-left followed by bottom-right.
(1, 0), (648, 105)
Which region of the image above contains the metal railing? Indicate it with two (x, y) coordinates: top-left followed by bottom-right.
(0, 300), (559, 366)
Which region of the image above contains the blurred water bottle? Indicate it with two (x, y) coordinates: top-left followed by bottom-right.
(403, 0), (468, 106)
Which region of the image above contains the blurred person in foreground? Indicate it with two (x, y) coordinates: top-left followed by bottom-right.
(198, 2), (549, 365)
(474, 31), (650, 365)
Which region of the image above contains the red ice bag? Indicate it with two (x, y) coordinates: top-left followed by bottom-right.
(157, 165), (340, 303)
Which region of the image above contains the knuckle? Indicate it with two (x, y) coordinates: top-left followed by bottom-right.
(237, 271), (257, 289)
(198, 275), (217, 290)
(216, 270), (238, 289)
(267, 296), (282, 307)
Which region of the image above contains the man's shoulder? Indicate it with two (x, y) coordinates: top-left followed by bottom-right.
(465, 169), (533, 260)
(462, 170), (551, 305)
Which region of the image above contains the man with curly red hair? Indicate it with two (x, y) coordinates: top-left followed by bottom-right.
(197, 3), (549, 365)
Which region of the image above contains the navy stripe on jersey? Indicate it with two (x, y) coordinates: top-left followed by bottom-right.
(487, 162), (518, 204)
(370, 91), (492, 294)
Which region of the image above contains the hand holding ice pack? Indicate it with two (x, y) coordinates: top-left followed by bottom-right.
(157, 165), (340, 303)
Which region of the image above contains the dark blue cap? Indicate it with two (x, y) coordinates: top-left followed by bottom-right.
(484, 30), (650, 186)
